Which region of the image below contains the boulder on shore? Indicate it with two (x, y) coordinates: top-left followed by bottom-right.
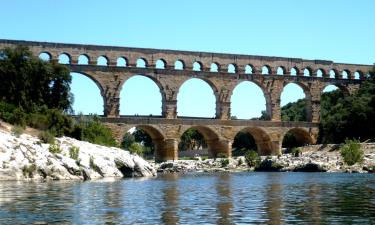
(0, 129), (156, 181)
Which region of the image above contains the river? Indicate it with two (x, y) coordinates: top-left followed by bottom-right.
(0, 172), (374, 224)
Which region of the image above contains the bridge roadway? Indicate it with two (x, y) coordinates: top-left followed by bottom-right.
(100, 116), (319, 162)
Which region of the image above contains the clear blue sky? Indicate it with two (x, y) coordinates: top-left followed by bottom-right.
(1, 0), (374, 118)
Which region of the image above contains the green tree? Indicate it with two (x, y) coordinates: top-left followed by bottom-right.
(178, 128), (206, 151)
(121, 132), (135, 149)
(133, 128), (154, 151)
(0, 46), (72, 112)
(281, 99), (307, 122)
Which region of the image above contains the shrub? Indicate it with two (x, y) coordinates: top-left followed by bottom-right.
(11, 125), (24, 137)
(340, 139), (363, 166)
(216, 153), (227, 158)
(221, 158), (230, 167)
(291, 147), (302, 157)
(69, 146), (80, 160)
(255, 159), (283, 172)
(128, 143), (145, 156)
(245, 150), (261, 167)
(22, 164), (37, 178)
(238, 157), (243, 166)
(48, 143), (61, 154)
(39, 131), (55, 144)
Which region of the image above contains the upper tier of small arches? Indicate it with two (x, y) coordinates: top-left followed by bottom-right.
(0, 39), (371, 80)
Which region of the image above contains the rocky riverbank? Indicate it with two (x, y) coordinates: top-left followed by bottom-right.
(0, 128), (156, 181)
(154, 143), (375, 174)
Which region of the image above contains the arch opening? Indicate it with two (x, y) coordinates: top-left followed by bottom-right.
(136, 58), (147, 68)
(174, 60), (184, 70)
(78, 54), (89, 65)
(121, 126), (165, 160)
(281, 83), (310, 122)
(354, 71), (361, 80)
(316, 69), (324, 77)
(232, 131), (257, 156)
(231, 81), (268, 120)
(97, 56), (108, 66)
(329, 69), (337, 79)
(155, 59), (166, 69)
(177, 78), (216, 118)
(342, 70), (349, 79)
(119, 75), (162, 116)
(193, 61), (202, 71)
(228, 64), (237, 73)
(234, 127), (273, 155)
(290, 67), (298, 76)
(179, 126), (221, 158)
(282, 128), (313, 150)
(39, 52), (51, 61)
(210, 63), (219, 72)
(58, 53), (70, 64)
(117, 57), (127, 67)
(178, 128), (208, 158)
(262, 65), (270, 75)
(277, 66), (285, 75)
(245, 65), (253, 74)
(304, 68), (311, 77)
(70, 72), (104, 115)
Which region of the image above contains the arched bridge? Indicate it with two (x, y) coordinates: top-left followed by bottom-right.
(0, 39), (372, 161)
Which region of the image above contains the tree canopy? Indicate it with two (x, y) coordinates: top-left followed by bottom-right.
(0, 46), (72, 112)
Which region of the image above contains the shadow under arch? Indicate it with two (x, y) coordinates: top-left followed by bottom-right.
(230, 80), (271, 120)
(70, 71), (105, 115)
(130, 124), (166, 161)
(119, 74), (165, 116)
(282, 127), (313, 149)
(179, 125), (223, 158)
(281, 81), (313, 122)
(236, 127), (274, 155)
(176, 77), (219, 118)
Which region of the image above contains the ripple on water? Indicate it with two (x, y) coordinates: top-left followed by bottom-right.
(0, 172), (374, 224)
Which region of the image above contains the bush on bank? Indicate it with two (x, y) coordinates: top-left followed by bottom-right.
(340, 139), (364, 166)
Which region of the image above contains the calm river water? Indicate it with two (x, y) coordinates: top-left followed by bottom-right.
(0, 172), (374, 224)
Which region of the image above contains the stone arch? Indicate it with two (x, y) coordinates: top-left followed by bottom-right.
(234, 127), (274, 155)
(354, 71), (363, 80)
(277, 66), (286, 75)
(245, 64), (254, 74)
(193, 61), (203, 71)
(228, 63), (237, 73)
(316, 68), (325, 77)
(78, 54), (90, 65)
(290, 67), (299, 76)
(38, 52), (52, 61)
(58, 52), (71, 64)
(329, 69), (339, 79)
(116, 57), (127, 67)
(69, 71), (105, 115)
(97, 55), (109, 66)
(230, 80), (271, 120)
(119, 74), (164, 116)
(136, 58), (148, 68)
(155, 58), (167, 69)
(342, 70), (351, 79)
(281, 81), (312, 122)
(262, 65), (271, 75)
(210, 62), (220, 72)
(174, 59), (185, 70)
(282, 128), (313, 149)
(176, 77), (218, 117)
(303, 67), (312, 77)
(130, 125), (166, 161)
(322, 84), (349, 96)
(179, 125), (222, 158)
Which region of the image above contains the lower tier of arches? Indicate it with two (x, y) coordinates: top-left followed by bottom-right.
(103, 119), (318, 162)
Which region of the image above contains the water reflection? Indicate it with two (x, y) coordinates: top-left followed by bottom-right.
(215, 173), (234, 225)
(0, 173), (374, 224)
(161, 173), (179, 225)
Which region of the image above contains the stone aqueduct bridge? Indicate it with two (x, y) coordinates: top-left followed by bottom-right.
(0, 39), (372, 161)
